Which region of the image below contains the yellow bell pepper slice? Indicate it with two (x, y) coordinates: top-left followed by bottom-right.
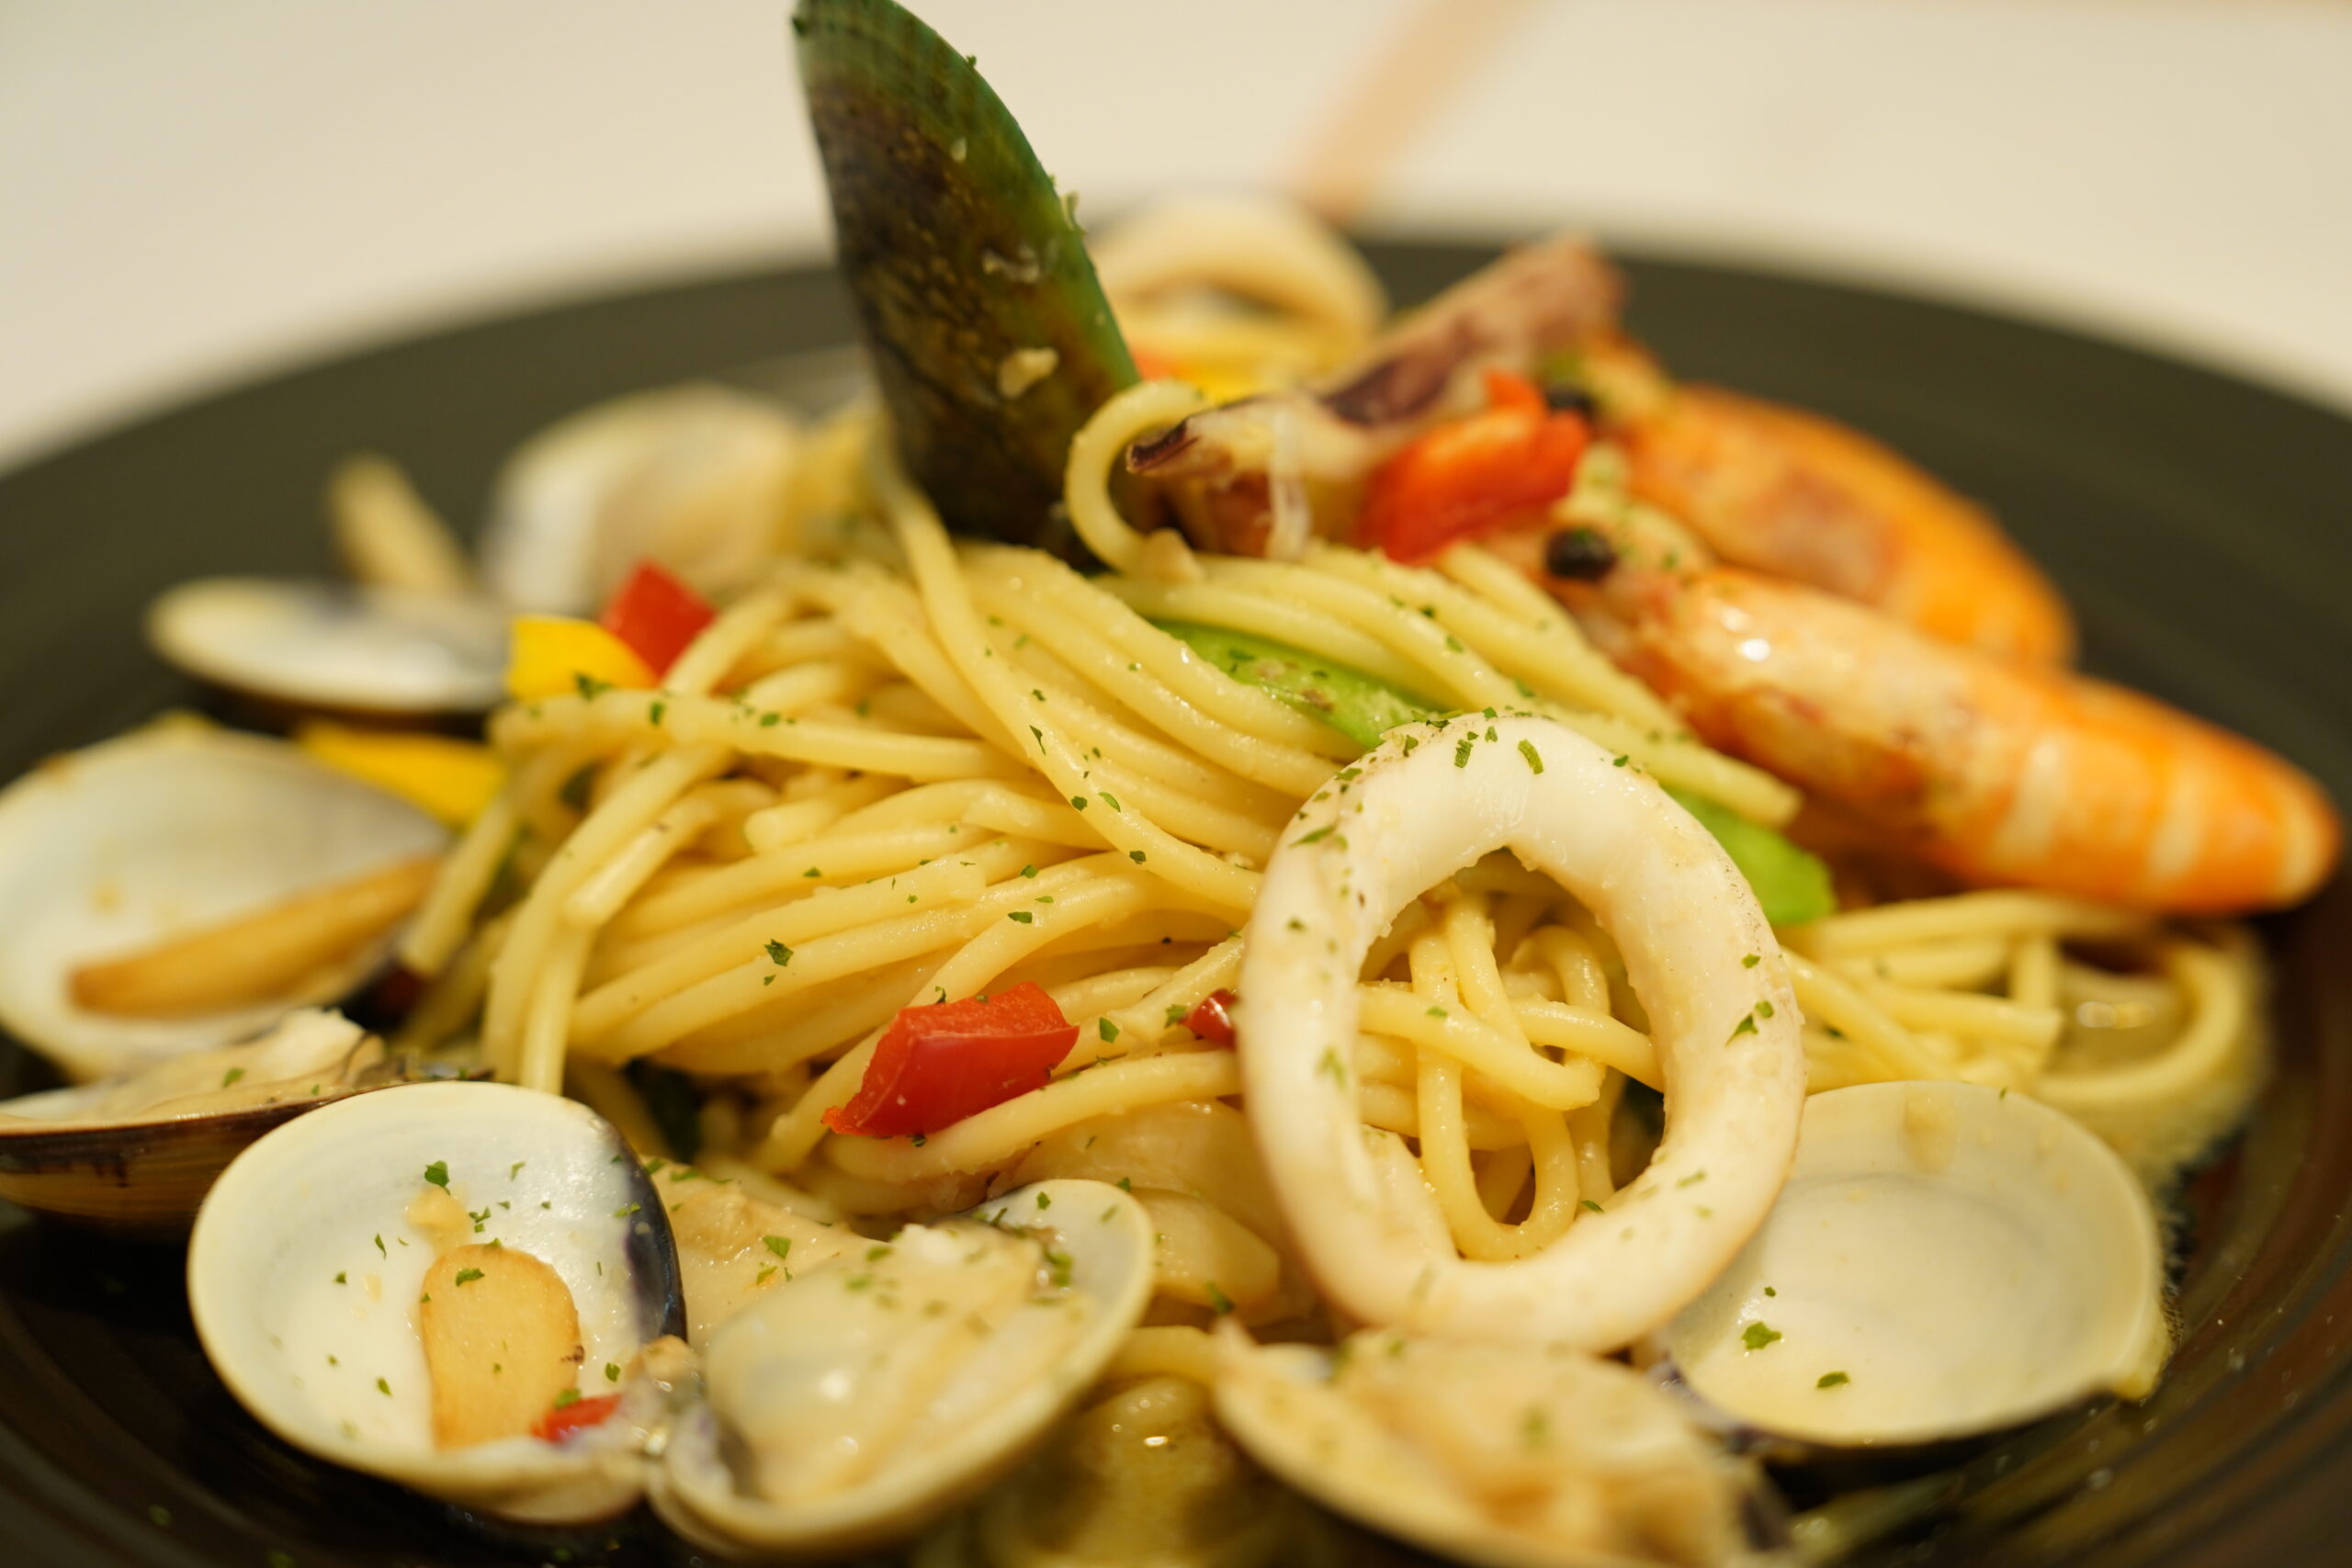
(504, 615), (657, 702)
(296, 721), (506, 828)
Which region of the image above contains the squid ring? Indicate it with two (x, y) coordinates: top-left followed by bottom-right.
(1238, 714), (1804, 1348)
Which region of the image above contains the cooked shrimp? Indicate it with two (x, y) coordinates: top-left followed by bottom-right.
(1491, 524), (2338, 914)
(1609, 372), (2078, 663)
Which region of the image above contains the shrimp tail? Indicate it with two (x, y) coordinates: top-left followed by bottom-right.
(1495, 522), (2339, 914)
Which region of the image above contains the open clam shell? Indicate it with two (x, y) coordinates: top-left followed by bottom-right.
(0, 1009), (435, 1235)
(187, 1081), (684, 1525)
(147, 578), (508, 716)
(1663, 1081), (2168, 1452)
(479, 382), (799, 616)
(0, 723), (447, 1082)
(649, 1178), (1154, 1560)
(1215, 1327), (1786, 1568)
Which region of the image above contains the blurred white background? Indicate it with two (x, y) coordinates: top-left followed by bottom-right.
(5, 0), (2350, 468)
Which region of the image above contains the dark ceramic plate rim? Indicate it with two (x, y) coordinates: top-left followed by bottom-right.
(0, 242), (2347, 1568)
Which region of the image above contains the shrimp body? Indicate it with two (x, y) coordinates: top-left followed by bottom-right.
(1498, 529), (2338, 913)
(1616, 382), (2078, 664)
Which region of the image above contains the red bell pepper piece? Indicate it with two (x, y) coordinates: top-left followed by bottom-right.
(1358, 370), (1590, 564)
(532, 1392), (621, 1444)
(1182, 989), (1238, 1047)
(598, 561), (717, 676)
(824, 983), (1080, 1139)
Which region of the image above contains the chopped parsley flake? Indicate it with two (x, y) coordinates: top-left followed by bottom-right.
(454, 1268), (483, 1286)
(1580, 1199), (1603, 1213)
(1453, 737), (1474, 768)
(1742, 953), (1761, 968)
(605, 1363), (621, 1383)
(422, 1161), (449, 1190)
(376, 1378), (391, 1395)
(1818, 1371), (1850, 1389)
(1019, 863), (1038, 878)
(1008, 910), (1034, 923)
(1294, 824), (1337, 846)
(573, 672), (611, 701)
(553, 1388), (582, 1409)
(1757, 999), (1776, 1019)
(1518, 739), (1544, 773)
(763, 1235), (792, 1261)
(613, 1203), (640, 1218)
(1741, 1321), (1783, 1350)
(1035, 1190), (1053, 1209)
(1098, 1017), (1120, 1043)
(1129, 849), (1147, 863)
(220, 1066), (245, 1089)
(1729, 1012), (1759, 1041)
(765, 940), (793, 966)
(509, 1161), (525, 1179)
(1204, 1281), (1235, 1315)
(1116, 1177), (1133, 1192)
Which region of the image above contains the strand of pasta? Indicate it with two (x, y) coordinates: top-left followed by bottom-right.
(962, 543), (1348, 756)
(880, 456), (1262, 915)
(481, 742), (730, 1077)
(762, 858), (1171, 1168)
(1313, 540), (1680, 733)
(964, 558), (1341, 796)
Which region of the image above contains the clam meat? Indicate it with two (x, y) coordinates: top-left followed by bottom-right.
(187, 1080), (684, 1525)
(0, 722), (447, 1082)
(650, 1178), (1155, 1559)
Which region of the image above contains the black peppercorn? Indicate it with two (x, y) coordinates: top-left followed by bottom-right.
(1542, 383), (1598, 418)
(1544, 525), (1617, 581)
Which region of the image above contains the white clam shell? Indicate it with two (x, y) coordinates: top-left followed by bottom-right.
(1665, 1080), (2168, 1448)
(0, 724), (446, 1081)
(1215, 1327), (1782, 1568)
(187, 1081), (684, 1525)
(480, 382), (798, 616)
(147, 578), (507, 715)
(649, 1178), (1155, 1560)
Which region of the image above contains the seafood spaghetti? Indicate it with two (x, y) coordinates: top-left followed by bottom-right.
(0, 3), (2335, 1565)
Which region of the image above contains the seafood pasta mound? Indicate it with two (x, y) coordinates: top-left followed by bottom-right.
(0, 3), (2337, 1565)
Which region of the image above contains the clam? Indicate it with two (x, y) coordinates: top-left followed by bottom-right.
(147, 577), (507, 716)
(650, 1178), (1155, 1559)
(1662, 1081), (2167, 1452)
(478, 382), (800, 616)
(190, 1082), (1153, 1551)
(0, 1009), (433, 1235)
(0, 722), (447, 1082)
(1215, 1325), (1786, 1568)
(187, 1080), (684, 1525)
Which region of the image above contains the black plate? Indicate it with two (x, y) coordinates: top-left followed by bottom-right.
(1, 243), (2348, 1567)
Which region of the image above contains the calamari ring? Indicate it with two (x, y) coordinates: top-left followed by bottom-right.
(1238, 714), (1804, 1348)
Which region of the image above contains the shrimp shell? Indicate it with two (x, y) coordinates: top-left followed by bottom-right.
(1496, 528), (2339, 914)
(1617, 381), (2078, 664)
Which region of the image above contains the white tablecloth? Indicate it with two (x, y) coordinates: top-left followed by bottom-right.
(5, 0), (2349, 468)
